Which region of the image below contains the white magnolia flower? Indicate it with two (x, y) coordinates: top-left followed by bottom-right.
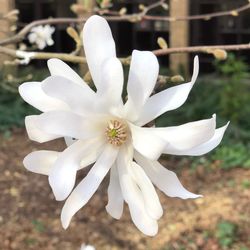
(80, 244), (95, 250)
(19, 15), (229, 236)
(28, 25), (55, 50)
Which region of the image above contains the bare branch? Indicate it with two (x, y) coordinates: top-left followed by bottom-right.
(153, 44), (250, 56)
(1, 43), (250, 66)
(144, 2), (250, 21)
(1, 1), (250, 46)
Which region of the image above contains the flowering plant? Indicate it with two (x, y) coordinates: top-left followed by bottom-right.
(19, 15), (228, 236)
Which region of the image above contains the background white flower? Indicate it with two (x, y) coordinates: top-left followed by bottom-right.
(19, 15), (229, 236)
(80, 243), (95, 250)
(28, 25), (55, 50)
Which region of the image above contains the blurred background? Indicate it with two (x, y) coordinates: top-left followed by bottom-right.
(0, 0), (250, 249)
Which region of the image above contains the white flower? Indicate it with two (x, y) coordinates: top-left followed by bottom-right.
(80, 244), (95, 250)
(28, 25), (55, 50)
(19, 15), (229, 236)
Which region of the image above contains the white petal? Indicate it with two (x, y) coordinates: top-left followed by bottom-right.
(41, 75), (95, 115)
(35, 111), (107, 140)
(83, 15), (116, 89)
(130, 162), (163, 220)
(154, 115), (216, 153)
(98, 57), (124, 108)
(23, 150), (59, 175)
(37, 39), (46, 50)
(129, 123), (166, 160)
(49, 137), (104, 201)
(19, 81), (68, 112)
(125, 50), (159, 121)
(117, 146), (158, 236)
(25, 115), (60, 143)
(28, 33), (37, 43)
(47, 58), (86, 86)
(64, 137), (76, 147)
(134, 152), (201, 199)
(106, 165), (124, 219)
(46, 38), (54, 46)
(137, 56), (199, 125)
(61, 144), (118, 229)
(170, 122), (229, 156)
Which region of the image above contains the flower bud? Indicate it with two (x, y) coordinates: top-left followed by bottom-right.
(230, 10), (238, 16)
(119, 7), (127, 16)
(70, 4), (86, 15)
(171, 75), (185, 83)
(157, 37), (168, 49)
(213, 49), (227, 60)
(67, 27), (81, 45)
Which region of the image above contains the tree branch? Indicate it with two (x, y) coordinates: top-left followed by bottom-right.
(1, 1), (250, 46)
(1, 43), (250, 65)
(153, 44), (250, 56)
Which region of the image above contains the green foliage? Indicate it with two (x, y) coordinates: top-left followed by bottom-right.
(241, 179), (250, 189)
(214, 54), (250, 129)
(0, 65), (49, 132)
(24, 238), (38, 246)
(32, 219), (45, 233)
(211, 143), (250, 169)
(214, 53), (249, 76)
(0, 90), (38, 132)
(157, 53), (250, 141)
(240, 247), (249, 250)
(189, 143), (250, 170)
(215, 221), (237, 248)
(157, 53), (250, 170)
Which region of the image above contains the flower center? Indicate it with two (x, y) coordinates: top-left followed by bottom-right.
(106, 120), (127, 146)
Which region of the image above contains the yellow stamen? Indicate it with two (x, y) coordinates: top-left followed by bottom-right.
(106, 120), (127, 146)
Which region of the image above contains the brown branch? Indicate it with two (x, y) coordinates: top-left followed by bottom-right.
(153, 44), (250, 56)
(145, 2), (250, 21)
(1, 43), (250, 65)
(1, 1), (250, 46)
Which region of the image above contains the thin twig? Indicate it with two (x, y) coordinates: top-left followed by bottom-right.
(153, 44), (250, 56)
(144, 2), (250, 21)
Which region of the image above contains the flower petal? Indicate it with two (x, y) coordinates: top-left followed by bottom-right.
(34, 111), (107, 141)
(117, 146), (158, 236)
(137, 56), (199, 126)
(130, 162), (163, 220)
(169, 122), (229, 156)
(134, 152), (201, 199)
(64, 137), (77, 147)
(49, 137), (104, 201)
(19, 81), (68, 112)
(98, 57), (124, 108)
(83, 15), (116, 89)
(47, 58), (86, 86)
(106, 164), (124, 219)
(23, 150), (59, 175)
(61, 144), (118, 229)
(41, 75), (96, 115)
(129, 123), (167, 160)
(25, 115), (60, 143)
(125, 50), (159, 121)
(153, 115), (216, 152)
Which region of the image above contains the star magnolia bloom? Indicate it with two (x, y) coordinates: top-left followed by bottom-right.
(19, 15), (229, 236)
(28, 25), (55, 50)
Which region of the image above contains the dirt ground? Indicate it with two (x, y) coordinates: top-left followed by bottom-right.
(0, 129), (250, 250)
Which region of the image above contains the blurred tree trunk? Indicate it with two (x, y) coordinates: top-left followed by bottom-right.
(0, 0), (16, 68)
(169, 0), (189, 75)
